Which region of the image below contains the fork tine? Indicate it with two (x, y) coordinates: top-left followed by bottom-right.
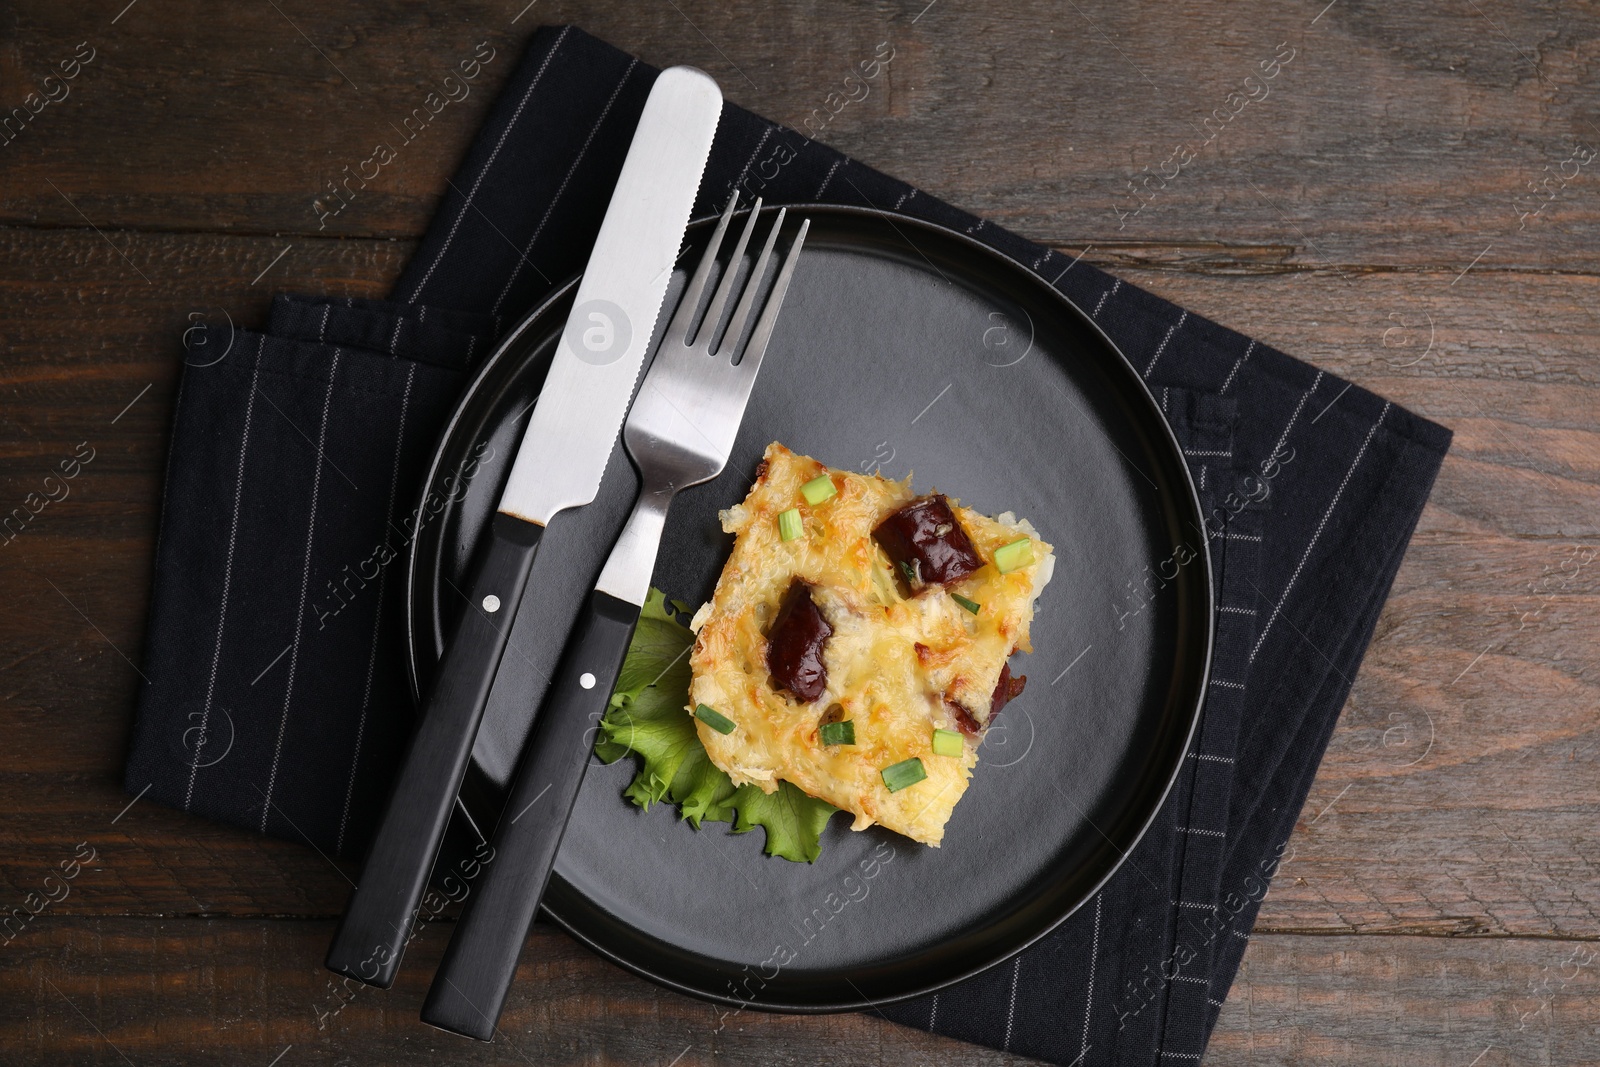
(716, 207), (786, 359)
(728, 216), (808, 377)
(661, 192), (738, 349)
(693, 197), (762, 349)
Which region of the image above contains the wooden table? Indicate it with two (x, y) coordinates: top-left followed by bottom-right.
(2, 1), (1596, 1063)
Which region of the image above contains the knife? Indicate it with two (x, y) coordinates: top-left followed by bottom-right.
(418, 198), (809, 1042)
(325, 65), (724, 989)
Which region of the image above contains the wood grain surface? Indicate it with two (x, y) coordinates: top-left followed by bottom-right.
(1, 0), (1597, 1064)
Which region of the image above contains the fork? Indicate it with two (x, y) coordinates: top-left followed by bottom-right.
(420, 193), (809, 1041)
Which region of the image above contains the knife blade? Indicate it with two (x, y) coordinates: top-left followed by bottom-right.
(325, 65), (723, 989)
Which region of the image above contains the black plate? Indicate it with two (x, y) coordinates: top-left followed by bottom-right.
(405, 205), (1212, 1012)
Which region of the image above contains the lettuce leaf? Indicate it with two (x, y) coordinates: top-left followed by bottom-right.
(595, 588), (837, 862)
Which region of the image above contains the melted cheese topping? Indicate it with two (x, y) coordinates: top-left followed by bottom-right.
(688, 442), (1054, 846)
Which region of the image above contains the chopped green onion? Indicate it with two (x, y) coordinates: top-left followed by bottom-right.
(951, 593), (981, 615)
(820, 720), (856, 746)
(778, 508), (803, 541)
(931, 728), (964, 757)
(801, 474), (837, 505)
(897, 559), (916, 585)
(694, 703), (737, 735)
(994, 537), (1034, 574)
(880, 757), (927, 793)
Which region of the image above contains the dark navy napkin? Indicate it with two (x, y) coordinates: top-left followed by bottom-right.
(124, 25), (1450, 1065)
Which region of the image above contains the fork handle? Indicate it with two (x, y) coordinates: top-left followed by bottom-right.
(595, 488), (668, 606)
(421, 588), (641, 1040)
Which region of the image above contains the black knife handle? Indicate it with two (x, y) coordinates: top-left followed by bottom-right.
(326, 512), (545, 989)
(420, 589), (641, 1040)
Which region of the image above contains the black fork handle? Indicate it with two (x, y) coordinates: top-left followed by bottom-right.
(420, 589), (641, 1040)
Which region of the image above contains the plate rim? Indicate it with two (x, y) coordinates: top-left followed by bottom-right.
(402, 202), (1214, 1013)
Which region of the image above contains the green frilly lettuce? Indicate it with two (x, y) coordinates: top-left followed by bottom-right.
(593, 589), (837, 862)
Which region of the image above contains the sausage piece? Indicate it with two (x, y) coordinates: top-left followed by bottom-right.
(873, 494), (984, 591)
(990, 661), (1027, 718)
(949, 662), (1029, 736)
(766, 578), (832, 702)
